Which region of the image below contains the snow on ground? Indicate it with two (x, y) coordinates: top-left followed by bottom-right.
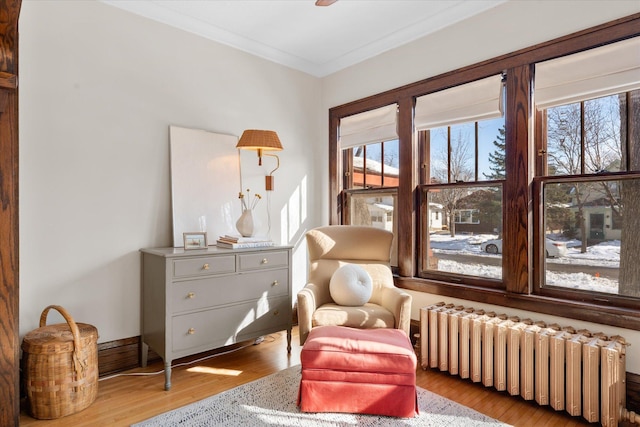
(546, 270), (618, 293)
(428, 232), (620, 294)
(436, 259), (501, 280)
(430, 233), (496, 255)
(554, 239), (620, 267)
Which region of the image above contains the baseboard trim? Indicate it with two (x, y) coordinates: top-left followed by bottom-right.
(628, 371), (640, 414)
(97, 336), (159, 377)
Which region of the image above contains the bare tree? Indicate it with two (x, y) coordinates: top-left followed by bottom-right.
(547, 90), (640, 298)
(547, 104), (588, 252)
(350, 196), (373, 226)
(546, 98), (623, 252)
(430, 129), (474, 237)
(618, 90), (640, 297)
(384, 145), (398, 169)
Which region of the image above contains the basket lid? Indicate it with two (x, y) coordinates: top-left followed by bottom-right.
(22, 322), (98, 354)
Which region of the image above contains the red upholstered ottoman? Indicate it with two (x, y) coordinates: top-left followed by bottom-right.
(297, 325), (418, 418)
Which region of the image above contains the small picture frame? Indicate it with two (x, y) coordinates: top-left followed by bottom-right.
(183, 232), (208, 250)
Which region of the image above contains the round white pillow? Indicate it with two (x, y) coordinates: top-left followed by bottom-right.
(329, 264), (373, 306)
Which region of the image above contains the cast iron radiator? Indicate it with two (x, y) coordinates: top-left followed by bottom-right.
(419, 302), (638, 426)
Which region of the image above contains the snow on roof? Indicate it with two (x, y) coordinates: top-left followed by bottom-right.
(373, 203), (394, 212)
(353, 156), (399, 176)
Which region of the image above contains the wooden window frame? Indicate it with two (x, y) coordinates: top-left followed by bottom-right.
(343, 140), (400, 190)
(328, 13), (640, 331)
(532, 173), (640, 310)
(342, 187), (399, 270)
(418, 180), (504, 289)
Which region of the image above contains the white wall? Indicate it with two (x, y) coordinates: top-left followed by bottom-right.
(19, 0), (321, 342)
(321, 1), (640, 373)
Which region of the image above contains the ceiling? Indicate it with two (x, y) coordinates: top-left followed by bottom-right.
(102, 0), (507, 77)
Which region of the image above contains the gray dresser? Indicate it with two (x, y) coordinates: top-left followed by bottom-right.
(140, 245), (292, 390)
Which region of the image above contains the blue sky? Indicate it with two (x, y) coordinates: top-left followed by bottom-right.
(364, 116), (505, 179)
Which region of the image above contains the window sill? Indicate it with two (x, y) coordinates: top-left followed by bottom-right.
(395, 276), (640, 332)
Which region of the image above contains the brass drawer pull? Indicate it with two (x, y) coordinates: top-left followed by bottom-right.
(273, 310), (279, 316)
(261, 258), (268, 264)
(203, 263), (210, 270)
(272, 280), (279, 286)
(188, 328), (196, 335)
(187, 292), (195, 299)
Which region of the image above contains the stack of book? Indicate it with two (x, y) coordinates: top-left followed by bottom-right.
(216, 235), (274, 249)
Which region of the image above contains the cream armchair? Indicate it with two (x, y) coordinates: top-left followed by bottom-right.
(296, 225), (412, 345)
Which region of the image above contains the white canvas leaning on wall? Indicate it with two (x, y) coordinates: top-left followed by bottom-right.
(169, 126), (242, 247)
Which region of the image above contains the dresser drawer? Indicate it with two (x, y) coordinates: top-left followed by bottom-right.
(171, 268), (289, 313)
(238, 250), (289, 271)
(171, 295), (290, 352)
(173, 255), (235, 278)
(235, 296), (291, 340)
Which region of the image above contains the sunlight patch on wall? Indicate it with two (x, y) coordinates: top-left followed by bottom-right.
(280, 203), (288, 245)
(280, 175), (309, 245)
(288, 186), (301, 240)
(300, 175), (308, 224)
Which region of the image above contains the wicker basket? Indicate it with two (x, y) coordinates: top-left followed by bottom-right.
(21, 305), (99, 419)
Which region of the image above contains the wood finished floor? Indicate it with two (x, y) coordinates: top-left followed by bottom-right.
(19, 327), (597, 427)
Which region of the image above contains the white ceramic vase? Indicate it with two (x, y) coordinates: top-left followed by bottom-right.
(236, 209), (255, 237)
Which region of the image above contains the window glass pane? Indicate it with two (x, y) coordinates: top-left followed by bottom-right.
(545, 93), (634, 176)
(347, 140), (399, 189)
(347, 191), (398, 267)
(429, 128), (448, 183)
(584, 96), (623, 173)
(449, 123), (475, 181)
(365, 142), (382, 164)
(626, 90), (640, 172)
(428, 117), (505, 183)
(429, 125), (476, 183)
(546, 103), (582, 175)
(543, 177), (640, 298)
(351, 145), (365, 189)
(382, 139), (400, 187)
(425, 185), (503, 280)
(364, 142), (382, 188)
(479, 119), (506, 180)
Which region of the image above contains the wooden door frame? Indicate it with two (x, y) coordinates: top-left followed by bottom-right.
(0, 1), (22, 425)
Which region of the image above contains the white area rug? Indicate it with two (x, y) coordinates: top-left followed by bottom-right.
(132, 365), (511, 427)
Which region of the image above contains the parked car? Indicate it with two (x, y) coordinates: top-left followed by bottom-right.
(481, 238), (567, 258)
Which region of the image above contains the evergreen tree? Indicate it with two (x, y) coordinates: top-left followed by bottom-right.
(483, 125), (506, 180)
